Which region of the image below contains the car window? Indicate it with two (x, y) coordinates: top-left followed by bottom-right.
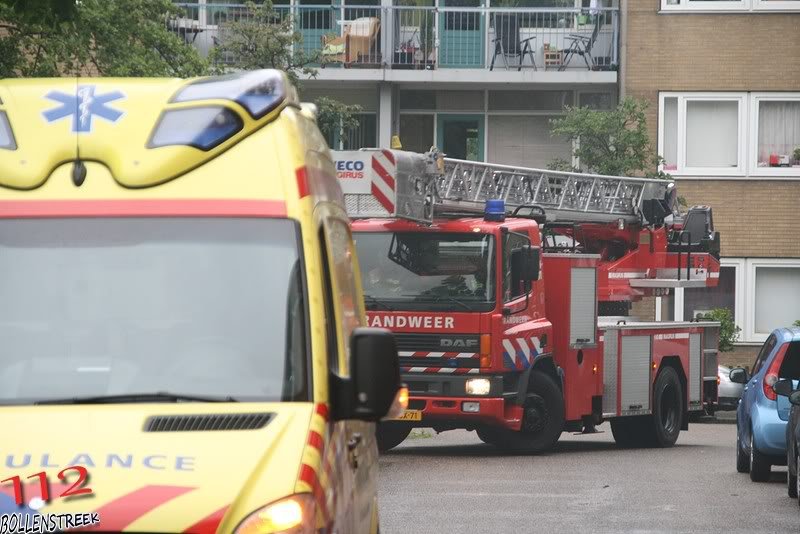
(779, 342), (800, 380)
(752, 334), (777, 375)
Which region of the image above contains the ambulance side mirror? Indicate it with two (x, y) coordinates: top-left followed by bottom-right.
(331, 327), (401, 422)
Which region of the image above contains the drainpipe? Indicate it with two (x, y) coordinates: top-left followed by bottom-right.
(618, 0), (627, 100)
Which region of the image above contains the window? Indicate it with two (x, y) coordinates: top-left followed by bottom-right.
(685, 100), (740, 169)
(752, 264), (800, 337)
(659, 92), (800, 178)
(324, 220), (363, 364)
(488, 90), (573, 111)
(503, 232), (530, 301)
(487, 116), (572, 168)
(752, 95), (800, 175)
(661, 0), (800, 10)
(578, 92), (614, 110)
(683, 265), (737, 321)
(659, 94), (745, 175)
(399, 114), (435, 153)
(0, 218), (309, 403)
(677, 258), (800, 343)
(354, 231), (496, 312)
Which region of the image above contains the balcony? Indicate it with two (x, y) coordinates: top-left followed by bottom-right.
(170, 3), (618, 83)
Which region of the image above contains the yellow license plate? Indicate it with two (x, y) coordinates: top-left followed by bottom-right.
(393, 409), (422, 421)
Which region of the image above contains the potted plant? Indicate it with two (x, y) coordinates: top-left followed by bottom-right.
(793, 147), (800, 166)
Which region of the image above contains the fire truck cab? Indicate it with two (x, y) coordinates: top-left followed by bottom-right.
(336, 148), (722, 453)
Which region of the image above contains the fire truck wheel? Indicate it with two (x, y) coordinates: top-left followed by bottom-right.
(610, 417), (646, 448)
(490, 371), (564, 454)
(647, 366), (682, 448)
(376, 423), (411, 453)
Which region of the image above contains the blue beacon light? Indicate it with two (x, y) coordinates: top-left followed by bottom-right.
(484, 199), (506, 222)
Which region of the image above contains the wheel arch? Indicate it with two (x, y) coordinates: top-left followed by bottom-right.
(515, 355), (562, 406)
(657, 356), (688, 430)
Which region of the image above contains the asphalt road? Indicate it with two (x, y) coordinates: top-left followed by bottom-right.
(378, 423), (799, 533)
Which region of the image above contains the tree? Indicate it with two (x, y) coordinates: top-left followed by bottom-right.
(794, 319), (800, 328)
(549, 97), (667, 178)
(211, 1), (362, 147)
(699, 308), (741, 352)
(0, 0), (209, 78)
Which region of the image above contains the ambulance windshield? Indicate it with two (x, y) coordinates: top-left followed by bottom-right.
(354, 231), (495, 312)
(0, 218), (309, 404)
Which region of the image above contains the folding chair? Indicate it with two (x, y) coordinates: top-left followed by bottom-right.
(489, 13), (536, 72)
(559, 14), (601, 71)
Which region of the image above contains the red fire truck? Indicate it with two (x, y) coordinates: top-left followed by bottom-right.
(334, 148), (721, 453)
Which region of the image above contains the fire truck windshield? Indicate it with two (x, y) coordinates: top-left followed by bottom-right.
(0, 217), (309, 405)
(354, 231), (495, 312)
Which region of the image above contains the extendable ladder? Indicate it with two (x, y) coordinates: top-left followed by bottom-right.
(335, 148), (674, 226)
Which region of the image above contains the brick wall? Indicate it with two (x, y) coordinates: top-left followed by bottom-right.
(624, 6), (800, 260)
(719, 345), (759, 370)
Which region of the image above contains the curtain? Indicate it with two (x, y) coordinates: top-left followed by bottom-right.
(487, 115), (572, 168)
(663, 97), (678, 169)
(754, 267), (800, 335)
(757, 101), (800, 165)
(685, 100), (739, 168)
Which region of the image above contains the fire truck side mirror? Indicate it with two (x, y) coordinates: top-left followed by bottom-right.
(331, 327), (402, 422)
(512, 246), (541, 282)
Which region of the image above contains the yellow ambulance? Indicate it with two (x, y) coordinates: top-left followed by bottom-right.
(0, 70), (402, 533)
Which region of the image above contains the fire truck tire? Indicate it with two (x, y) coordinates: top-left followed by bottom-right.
(749, 432), (771, 482)
(646, 366), (683, 448)
(488, 371), (564, 454)
(376, 423), (411, 453)
(610, 417), (648, 448)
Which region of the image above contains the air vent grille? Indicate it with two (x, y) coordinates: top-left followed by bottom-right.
(144, 412), (273, 432)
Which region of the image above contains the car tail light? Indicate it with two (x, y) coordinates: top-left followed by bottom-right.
(763, 344), (789, 401)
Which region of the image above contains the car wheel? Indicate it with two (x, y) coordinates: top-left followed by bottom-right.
(796, 450), (800, 507)
(789, 445), (798, 498)
(736, 427), (749, 473)
(749, 431), (771, 482)
(376, 423), (411, 453)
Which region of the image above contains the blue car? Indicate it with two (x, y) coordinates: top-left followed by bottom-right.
(731, 327), (800, 482)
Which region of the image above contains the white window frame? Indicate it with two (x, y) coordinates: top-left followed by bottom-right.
(661, 0), (800, 11)
(745, 258), (800, 343)
(658, 92), (747, 177)
(749, 93), (800, 177)
(670, 258), (800, 344)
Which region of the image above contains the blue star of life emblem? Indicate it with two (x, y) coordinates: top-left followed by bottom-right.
(42, 85), (125, 133)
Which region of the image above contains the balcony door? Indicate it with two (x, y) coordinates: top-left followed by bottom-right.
(437, 114), (484, 161)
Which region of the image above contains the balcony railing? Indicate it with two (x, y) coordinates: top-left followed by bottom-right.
(170, 3), (619, 72)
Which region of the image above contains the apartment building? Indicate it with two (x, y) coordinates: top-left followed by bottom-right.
(174, 0), (619, 168)
(624, 0), (800, 365)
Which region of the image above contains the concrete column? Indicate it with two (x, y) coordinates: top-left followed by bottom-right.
(378, 82), (393, 148)
(381, 0), (394, 69)
(674, 287), (685, 322)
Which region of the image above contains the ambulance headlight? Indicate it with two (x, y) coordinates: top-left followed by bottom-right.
(148, 107), (243, 151)
(173, 70), (286, 120)
(0, 111), (16, 150)
(465, 378), (491, 396)
(234, 494), (316, 534)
